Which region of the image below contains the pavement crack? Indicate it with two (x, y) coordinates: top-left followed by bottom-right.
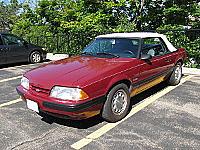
(10, 127), (59, 150)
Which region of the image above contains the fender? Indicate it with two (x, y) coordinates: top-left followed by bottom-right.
(177, 48), (187, 61)
(104, 73), (131, 94)
(174, 50), (184, 65)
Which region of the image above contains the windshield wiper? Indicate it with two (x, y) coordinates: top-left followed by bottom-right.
(96, 52), (119, 58)
(81, 52), (93, 56)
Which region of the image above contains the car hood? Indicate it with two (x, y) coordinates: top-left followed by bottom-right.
(25, 56), (135, 89)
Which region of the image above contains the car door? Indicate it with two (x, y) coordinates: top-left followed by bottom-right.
(2, 34), (28, 63)
(138, 37), (173, 86)
(0, 35), (7, 64)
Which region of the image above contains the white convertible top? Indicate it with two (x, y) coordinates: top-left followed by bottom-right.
(96, 32), (177, 52)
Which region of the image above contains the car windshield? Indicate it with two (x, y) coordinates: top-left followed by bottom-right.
(82, 38), (139, 58)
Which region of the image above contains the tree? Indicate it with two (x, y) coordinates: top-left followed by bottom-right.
(0, 0), (21, 31)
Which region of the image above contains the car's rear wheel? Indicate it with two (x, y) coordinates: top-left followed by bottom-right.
(168, 62), (182, 85)
(30, 51), (42, 63)
(101, 83), (130, 122)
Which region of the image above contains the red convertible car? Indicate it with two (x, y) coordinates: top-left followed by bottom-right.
(17, 32), (187, 122)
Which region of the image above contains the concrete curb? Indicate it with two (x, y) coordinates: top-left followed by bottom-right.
(183, 67), (200, 75)
(46, 53), (69, 61)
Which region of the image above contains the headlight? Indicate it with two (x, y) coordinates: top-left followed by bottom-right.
(50, 86), (89, 100)
(21, 77), (29, 90)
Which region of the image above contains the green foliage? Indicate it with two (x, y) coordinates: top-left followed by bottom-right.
(186, 38), (200, 67)
(190, 3), (200, 28)
(0, 0), (21, 31)
(163, 5), (187, 25)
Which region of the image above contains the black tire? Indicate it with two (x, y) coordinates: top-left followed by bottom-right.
(168, 62), (182, 85)
(29, 51), (42, 63)
(101, 83), (130, 122)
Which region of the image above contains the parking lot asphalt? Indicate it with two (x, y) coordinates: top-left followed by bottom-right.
(0, 63), (199, 150)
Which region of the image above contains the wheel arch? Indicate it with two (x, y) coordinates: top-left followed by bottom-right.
(176, 59), (183, 65)
(101, 77), (132, 122)
(105, 77), (132, 96)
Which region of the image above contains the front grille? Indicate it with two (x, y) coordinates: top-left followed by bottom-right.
(31, 85), (50, 95)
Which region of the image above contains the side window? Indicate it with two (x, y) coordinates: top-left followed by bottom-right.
(2, 35), (23, 46)
(142, 37), (168, 57)
(112, 39), (139, 55)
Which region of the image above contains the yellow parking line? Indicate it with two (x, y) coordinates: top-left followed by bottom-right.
(0, 98), (22, 108)
(0, 75), (22, 83)
(71, 75), (193, 150)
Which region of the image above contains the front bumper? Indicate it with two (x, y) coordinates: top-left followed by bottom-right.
(16, 86), (105, 120)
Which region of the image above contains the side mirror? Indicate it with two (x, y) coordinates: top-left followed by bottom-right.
(140, 54), (152, 60)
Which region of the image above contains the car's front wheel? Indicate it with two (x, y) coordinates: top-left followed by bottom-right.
(29, 51), (42, 63)
(168, 62), (182, 85)
(101, 83), (130, 122)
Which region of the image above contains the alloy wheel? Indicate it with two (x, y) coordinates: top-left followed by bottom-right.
(32, 53), (41, 63)
(174, 64), (182, 82)
(111, 89), (128, 116)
